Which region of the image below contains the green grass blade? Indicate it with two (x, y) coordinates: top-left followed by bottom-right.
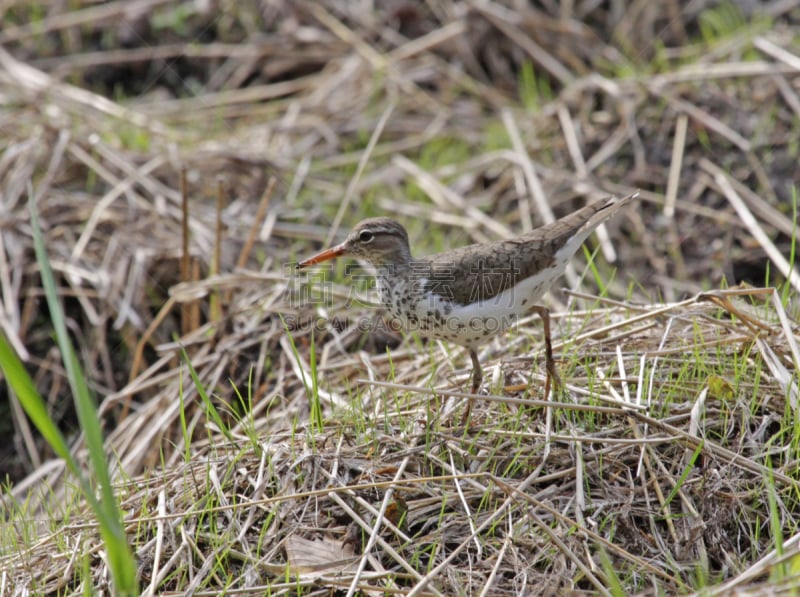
(663, 441), (704, 508)
(781, 187), (797, 306)
(308, 328), (323, 431)
(179, 343), (232, 441)
(28, 192), (138, 595)
(581, 244), (609, 296)
(0, 331), (135, 592)
(0, 332), (72, 462)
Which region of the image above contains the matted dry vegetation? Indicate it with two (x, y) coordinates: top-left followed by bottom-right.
(1, 0), (800, 595)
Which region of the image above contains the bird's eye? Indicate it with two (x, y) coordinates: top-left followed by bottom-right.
(358, 230), (374, 243)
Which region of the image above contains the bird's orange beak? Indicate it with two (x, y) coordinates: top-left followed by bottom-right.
(296, 242), (347, 269)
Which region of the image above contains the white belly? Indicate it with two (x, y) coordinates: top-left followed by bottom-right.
(376, 264), (561, 348)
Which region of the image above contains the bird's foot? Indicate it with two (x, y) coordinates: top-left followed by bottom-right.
(544, 360), (563, 398)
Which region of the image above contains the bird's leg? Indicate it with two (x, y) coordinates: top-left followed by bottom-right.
(469, 348), (483, 393)
(461, 348), (482, 425)
(531, 305), (562, 396)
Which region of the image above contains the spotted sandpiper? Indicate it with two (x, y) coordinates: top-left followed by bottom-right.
(297, 192), (638, 403)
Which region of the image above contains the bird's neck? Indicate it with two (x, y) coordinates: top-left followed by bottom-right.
(372, 257), (413, 279)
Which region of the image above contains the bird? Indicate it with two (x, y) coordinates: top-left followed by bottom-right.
(296, 192), (638, 413)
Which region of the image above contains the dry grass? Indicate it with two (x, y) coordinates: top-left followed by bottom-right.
(1, 1), (799, 594)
